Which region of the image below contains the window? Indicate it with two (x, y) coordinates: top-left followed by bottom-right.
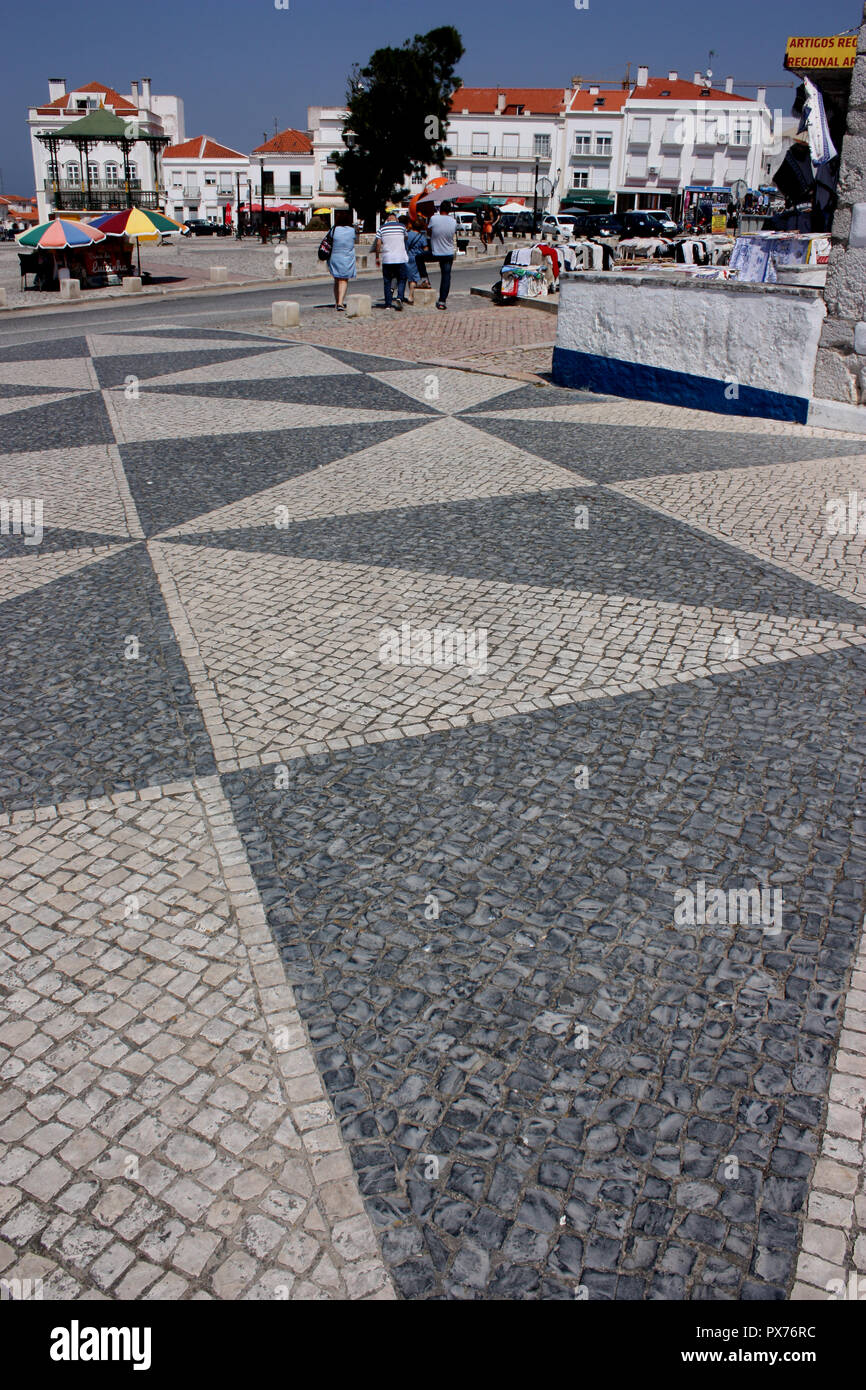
(660, 155), (680, 181)
(502, 133), (519, 155)
(627, 154), (648, 179)
(573, 170), (590, 189)
(501, 170), (518, 192)
(289, 171), (301, 194)
(170, 170), (183, 186)
(630, 118), (651, 145)
(471, 131), (488, 154)
(445, 167), (457, 179)
(64, 163), (81, 181)
(128, 162), (138, 179)
(534, 133), (551, 157)
(663, 118), (684, 145)
(732, 119), (751, 146)
(594, 133), (612, 156)
(693, 155), (714, 182)
(470, 167), (488, 191)
(574, 134), (591, 155)
(104, 163), (120, 183)
(410, 171), (425, 185)
(204, 171), (217, 186)
(700, 116), (719, 146)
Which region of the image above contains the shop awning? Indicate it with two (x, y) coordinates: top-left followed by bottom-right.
(561, 190), (613, 205)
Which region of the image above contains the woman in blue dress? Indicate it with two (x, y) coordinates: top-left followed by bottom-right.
(327, 209), (357, 311)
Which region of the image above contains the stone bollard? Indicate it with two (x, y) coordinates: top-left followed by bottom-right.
(209, 266), (229, 283)
(346, 294), (372, 318)
(413, 287), (437, 307)
(59, 279), (81, 300)
(272, 300), (300, 327)
(0, 288), (6, 308)
(275, 261), (292, 278)
(122, 276), (142, 293)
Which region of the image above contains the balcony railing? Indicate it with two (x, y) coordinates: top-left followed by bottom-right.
(446, 144), (551, 161)
(255, 185), (314, 199)
(45, 180), (160, 212)
(571, 143), (613, 159)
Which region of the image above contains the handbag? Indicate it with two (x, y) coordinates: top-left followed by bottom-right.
(317, 231), (333, 261)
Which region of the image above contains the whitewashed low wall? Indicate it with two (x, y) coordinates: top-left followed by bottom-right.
(552, 271), (827, 423)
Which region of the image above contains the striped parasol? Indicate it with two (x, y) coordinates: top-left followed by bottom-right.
(17, 218), (107, 249)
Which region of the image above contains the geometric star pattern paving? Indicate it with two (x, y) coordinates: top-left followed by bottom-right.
(1, 325), (864, 1300)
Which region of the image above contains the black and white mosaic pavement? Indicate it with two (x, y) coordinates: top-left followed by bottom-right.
(2, 324), (865, 1301)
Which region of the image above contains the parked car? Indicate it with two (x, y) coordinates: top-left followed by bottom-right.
(452, 211), (478, 231)
(183, 219), (231, 237)
(622, 210), (678, 238)
(581, 213), (626, 238)
(500, 211), (535, 236)
(540, 213), (580, 237)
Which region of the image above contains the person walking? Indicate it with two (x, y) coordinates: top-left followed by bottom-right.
(327, 208), (356, 311)
(428, 200), (457, 310)
(373, 210), (408, 310)
(402, 218), (429, 305)
(490, 207), (505, 246)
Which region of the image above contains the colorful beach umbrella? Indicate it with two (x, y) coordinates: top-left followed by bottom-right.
(17, 218), (106, 249)
(88, 207), (185, 271)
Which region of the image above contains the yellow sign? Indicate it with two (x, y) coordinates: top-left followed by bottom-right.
(785, 35), (858, 70)
(711, 213), (727, 233)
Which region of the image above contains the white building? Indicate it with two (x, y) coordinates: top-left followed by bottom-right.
(618, 68), (770, 215)
(439, 86), (568, 205)
(250, 129), (316, 217)
(163, 135), (248, 226)
(28, 78), (184, 221)
(560, 86), (629, 212)
(308, 106), (350, 209)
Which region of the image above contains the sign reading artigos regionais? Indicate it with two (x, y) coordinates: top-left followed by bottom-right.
(785, 34), (858, 70)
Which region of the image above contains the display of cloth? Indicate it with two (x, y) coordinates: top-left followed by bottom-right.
(801, 76), (837, 166)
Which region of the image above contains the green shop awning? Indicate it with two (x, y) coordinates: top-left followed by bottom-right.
(561, 190), (613, 207)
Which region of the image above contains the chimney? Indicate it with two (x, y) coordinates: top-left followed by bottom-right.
(589, 85), (599, 95)
(668, 70), (678, 81)
(693, 71), (702, 85)
(757, 87), (766, 106)
(725, 76), (734, 93)
(48, 78), (66, 102)
(637, 65), (649, 87)
(496, 91), (506, 113)
(130, 80), (139, 103)
(141, 77), (152, 108)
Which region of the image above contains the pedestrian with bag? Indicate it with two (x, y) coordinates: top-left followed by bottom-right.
(373, 210), (409, 310)
(326, 209), (356, 311)
(428, 200), (457, 310)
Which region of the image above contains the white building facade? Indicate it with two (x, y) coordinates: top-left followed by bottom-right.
(618, 69), (771, 215)
(28, 78), (184, 221)
(439, 87), (567, 205)
(162, 136), (248, 225)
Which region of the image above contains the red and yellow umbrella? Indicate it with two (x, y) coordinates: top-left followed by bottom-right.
(89, 207), (185, 272)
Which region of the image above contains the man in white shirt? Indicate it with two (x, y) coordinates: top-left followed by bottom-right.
(427, 201), (457, 310)
(374, 213), (409, 310)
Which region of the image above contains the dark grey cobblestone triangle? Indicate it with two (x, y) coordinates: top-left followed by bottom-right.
(310, 345), (425, 373)
(468, 418), (866, 482)
(459, 384), (612, 414)
(0, 392), (113, 453)
(123, 418), (431, 536)
(91, 346), (293, 389)
(162, 487), (866, 624)
(0, 382), (81, 400)
(0, 528), (131, 559)
(0, 336), (89, 363)
(222, 646), (866, 1300)
(142, 373), (437, 413)
(0, 545), (215, 812)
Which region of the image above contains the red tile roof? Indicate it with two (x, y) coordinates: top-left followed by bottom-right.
(450, 87), (569, 115)
(251, 129), (313, 155)
(164, 135), (247, 160)
(569, 89), (628, 111)
(632, 77), (753, 102)
(35, 81), (138, 115)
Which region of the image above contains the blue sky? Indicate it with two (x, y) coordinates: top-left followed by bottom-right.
(1, 0), (861, 195)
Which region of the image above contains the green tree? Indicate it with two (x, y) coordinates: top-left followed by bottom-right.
(335, 26), (464, 228)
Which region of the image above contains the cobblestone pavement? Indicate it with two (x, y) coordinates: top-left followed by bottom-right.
(1, 322), (865, 1302)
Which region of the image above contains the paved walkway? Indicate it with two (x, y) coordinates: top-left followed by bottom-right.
(0, 322), (865, 1301)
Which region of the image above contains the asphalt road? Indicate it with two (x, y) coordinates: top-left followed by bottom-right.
(0, 258), (500, 347)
